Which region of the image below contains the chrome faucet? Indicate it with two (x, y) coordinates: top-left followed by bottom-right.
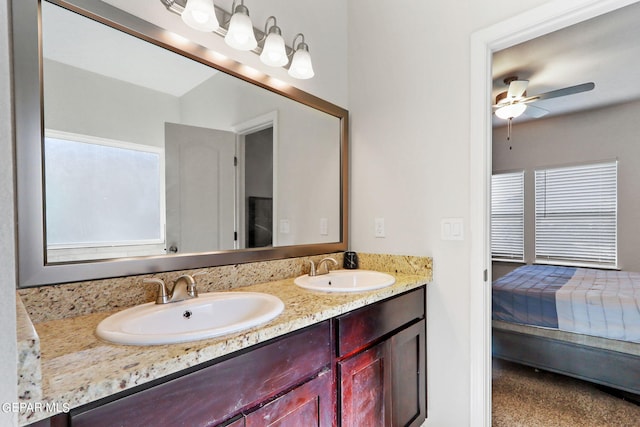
(143, 274), (198, 304)
(308, 257), (338, 276)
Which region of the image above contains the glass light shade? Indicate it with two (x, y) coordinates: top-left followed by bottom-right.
(288, 46), (314, 79)
(495, 103), (527, 119)
(260, 31), (288, 67)
(181, 0), (219, 32)
(224, 6), (257, 51)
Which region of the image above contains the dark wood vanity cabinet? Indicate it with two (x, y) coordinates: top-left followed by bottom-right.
(29, 286), (426, 427)
(336, 287), (427, 427)
(70, 321), (334, 427)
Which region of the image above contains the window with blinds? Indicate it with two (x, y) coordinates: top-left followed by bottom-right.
(535, 161), (617, 267)
(491, 171), (524, 261)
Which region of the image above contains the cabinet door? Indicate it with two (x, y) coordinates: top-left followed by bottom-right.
(338, 341), (391, 427)
(390, 319), (426, 427)
(245, 371), (334, 427)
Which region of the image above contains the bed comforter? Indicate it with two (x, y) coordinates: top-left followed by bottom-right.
(492, 264), (640, 343)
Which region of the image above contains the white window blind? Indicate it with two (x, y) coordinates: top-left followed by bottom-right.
(535, 161), (617, 267)
(491, 171), (524, 261)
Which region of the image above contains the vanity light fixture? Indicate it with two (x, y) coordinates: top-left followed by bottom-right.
(260, 17), (288, 67)
(181, 0), (219, 32)
(159, 0), (314, 79)
(288, 33), (314, 80)
(224, 0), (257, 51)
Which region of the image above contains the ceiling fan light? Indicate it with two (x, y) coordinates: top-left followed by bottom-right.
(181, 0), (219, 32)
(495, 103), (526, 120)
(225, 4), (257, 51)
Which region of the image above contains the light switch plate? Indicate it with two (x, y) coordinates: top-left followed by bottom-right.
(441, 218), (464, 240)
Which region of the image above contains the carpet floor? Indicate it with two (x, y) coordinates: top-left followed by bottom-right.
(492, 358), (640, 426)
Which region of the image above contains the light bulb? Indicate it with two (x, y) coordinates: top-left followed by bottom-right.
(260, 29), (288, 67)
(224, 5), (257, 51)
(181, 0), (219, 32)
(495, 103), (526, 120)
(191, 10), (209, 24)
(288, 44), (314, 79)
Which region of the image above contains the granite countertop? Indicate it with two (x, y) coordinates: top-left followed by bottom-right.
(19, 272), (429, 425)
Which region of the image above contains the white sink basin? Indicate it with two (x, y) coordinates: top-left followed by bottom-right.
(96, 292), (284, 345)
(294, 270), (395, 293)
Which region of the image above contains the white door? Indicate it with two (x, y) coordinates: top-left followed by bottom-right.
(165, 123), (236, 254)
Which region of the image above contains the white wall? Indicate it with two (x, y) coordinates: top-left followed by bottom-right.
(0, 0), (17, 425)
(44, 59), (181, 147)
(347, 1), (549, 425)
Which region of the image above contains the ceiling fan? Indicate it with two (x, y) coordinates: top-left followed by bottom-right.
(493, 76), (595, 139)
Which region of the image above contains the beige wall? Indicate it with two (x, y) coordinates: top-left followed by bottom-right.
(493, 99), (640, 277)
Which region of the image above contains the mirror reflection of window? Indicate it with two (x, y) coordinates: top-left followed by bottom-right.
(44, 131), (165, 262)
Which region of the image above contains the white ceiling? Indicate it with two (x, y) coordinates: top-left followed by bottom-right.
(42, 1), (218, 98)
(492, 1), (640, 126)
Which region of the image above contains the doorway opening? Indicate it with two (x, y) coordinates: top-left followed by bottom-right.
(233, 111), (278, 249)
(244, 127), (273, 248)
(470, 0), (640, 424)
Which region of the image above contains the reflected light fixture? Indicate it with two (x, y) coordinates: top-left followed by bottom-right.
(224, 0), (257, 51)
(160, 0), (314, 79)
(288, 33), (314, 80)
(260, 17), (288, 67)
(181, 0), (219, 32)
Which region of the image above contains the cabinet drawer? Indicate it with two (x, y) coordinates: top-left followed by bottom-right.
(71, 321), (331, 427)
(336, 287), (425, 357)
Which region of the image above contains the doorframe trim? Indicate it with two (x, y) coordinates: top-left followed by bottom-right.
(469, 0), (639, 424)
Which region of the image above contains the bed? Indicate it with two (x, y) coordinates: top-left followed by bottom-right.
(492, 264), (640, 396)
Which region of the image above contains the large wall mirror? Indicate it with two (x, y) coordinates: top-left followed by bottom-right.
(13, 0), (348, 287)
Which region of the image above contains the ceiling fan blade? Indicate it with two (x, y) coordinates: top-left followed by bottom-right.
(507, 80), (529, 99)
(522, 82), (595, 103)
(523, 105), (548, 118)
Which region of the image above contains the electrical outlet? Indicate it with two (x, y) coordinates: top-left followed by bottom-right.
(279, 219), (290, 234)
(374, 217), (385, 238)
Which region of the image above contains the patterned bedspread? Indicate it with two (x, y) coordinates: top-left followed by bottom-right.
(492, 264), (640, 343)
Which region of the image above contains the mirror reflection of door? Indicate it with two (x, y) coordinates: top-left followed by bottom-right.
(165, 123), (236, 254)
(244, 127), (274, 248)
